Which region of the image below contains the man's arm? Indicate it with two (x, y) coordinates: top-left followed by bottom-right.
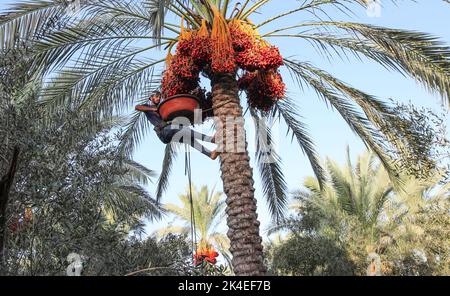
(135, 104), (158, 112)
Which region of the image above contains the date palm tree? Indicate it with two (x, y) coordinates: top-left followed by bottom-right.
(158, 185), (231, 264)
(1, 0), (449, 275)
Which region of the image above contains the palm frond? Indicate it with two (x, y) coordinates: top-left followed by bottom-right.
(324, 22), (450, 104)
(269, 22), (450, 106)
(122, 159), (157, 186)
(48, 48), (160, 104)
(118, 111), (154, 157)
(143, 0), (178, 45)
(0, 0), (68, 49)
(156, 143), (178, 202)
(251, 108), (288, 222)
(284, 58), (402, 186)
(256, 0), (348, 29)
(109, 184), (164, 221)
(62, 59), (160, 120)
(155, 224), (189, 238)
(33, 16), (166, 73)
(326, 158), (357, 215)
(273, 98), (325, 189)
(165, 203), (189, 220)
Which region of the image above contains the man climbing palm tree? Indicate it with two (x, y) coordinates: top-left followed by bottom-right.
(136, 93), (219, 160)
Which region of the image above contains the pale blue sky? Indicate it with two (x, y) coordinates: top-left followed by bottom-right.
(1, 1), (449, 238)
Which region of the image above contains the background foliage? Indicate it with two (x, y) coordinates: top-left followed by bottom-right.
(266, 145), (449, 276)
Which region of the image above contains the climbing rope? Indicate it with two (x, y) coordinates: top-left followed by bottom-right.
(184, 145), (198, 259)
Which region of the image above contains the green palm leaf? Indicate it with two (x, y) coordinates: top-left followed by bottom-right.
(251, 108), (288, 222)
(273, 98), (325, 189)
(156, 143), (178, 201)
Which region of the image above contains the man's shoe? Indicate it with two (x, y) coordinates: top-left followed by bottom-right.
(210, 150), (220, 160)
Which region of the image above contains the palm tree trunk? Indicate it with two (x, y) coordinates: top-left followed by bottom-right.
(211, 73), (266, 276)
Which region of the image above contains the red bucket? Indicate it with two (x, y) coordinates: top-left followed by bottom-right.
(158, 94), (201, 123)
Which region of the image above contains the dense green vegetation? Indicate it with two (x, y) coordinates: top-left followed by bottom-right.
(266, 150), (449, 276)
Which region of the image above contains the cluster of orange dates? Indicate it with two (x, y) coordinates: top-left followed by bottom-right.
(161, 20), (286, 112)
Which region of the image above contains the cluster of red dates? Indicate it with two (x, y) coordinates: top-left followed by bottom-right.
(161, 19), (286, 112)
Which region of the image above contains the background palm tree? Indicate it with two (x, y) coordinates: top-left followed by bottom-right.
(158, 185), (231, 265)
(294, 149), (393, 243)
(279, 149), (449, 275)
(1, 0), (449, 274)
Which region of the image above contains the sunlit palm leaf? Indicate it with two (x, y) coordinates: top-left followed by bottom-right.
(251, 108), (288, 222)
(0, 0), (68, 48)
(273, 98), (325, 189)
